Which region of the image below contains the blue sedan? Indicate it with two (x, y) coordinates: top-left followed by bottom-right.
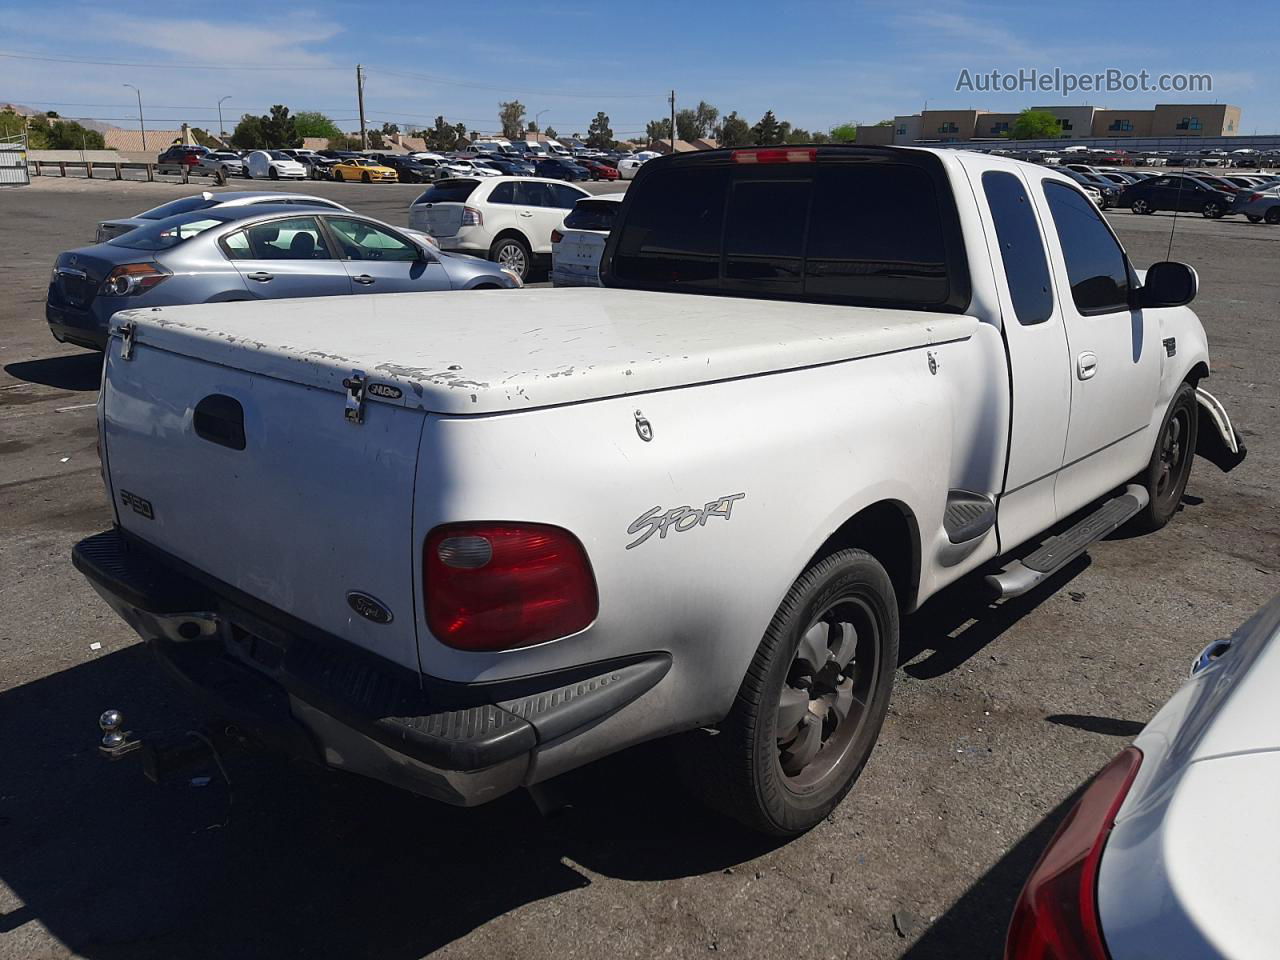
(47, 204), (522, 350)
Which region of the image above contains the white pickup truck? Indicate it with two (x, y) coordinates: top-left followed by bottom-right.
(76, 145), (1245, 836)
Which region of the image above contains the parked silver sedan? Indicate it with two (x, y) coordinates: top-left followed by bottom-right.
(194, 151), (246, 180)
(1236, 186), (1280, 224)
(50, 205), (522, 350)
(94, 191), (353, 243)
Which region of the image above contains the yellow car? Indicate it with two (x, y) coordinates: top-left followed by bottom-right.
(331, 158), (399, 183)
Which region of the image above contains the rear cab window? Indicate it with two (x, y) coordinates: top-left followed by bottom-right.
(605, 148), (969, 312)
(982, 171), (1054, 325)
(413, 180), (480, 206)
(564, 200), (621, 232)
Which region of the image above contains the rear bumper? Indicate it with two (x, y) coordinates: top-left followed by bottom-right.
(46, 297), (108, 350)
(73, 529), (669, 806)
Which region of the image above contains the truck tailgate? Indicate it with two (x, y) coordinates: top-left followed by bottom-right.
(102, 335), (425, 672)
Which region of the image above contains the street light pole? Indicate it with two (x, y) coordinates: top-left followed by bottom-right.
(123, 84), (145, 150)
(217, 96), (231, 142)
(535, 109), (549, 141)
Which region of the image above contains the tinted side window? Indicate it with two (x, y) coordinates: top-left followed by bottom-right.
(413, 181), (479, 205)
(1043, 182), (1130, 314)
(805, 164), (950, 306)
(244, 217), (331, 260)
(982, 172), (1053, 325)
(488, 182), (515, 204)
(611, 167), (728, 286)
(514, 181), (555, 207)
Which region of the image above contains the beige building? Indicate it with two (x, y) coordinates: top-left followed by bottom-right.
(1091, 110), (1155, 138)
(1150, 103), (1241, 137)
(854, 124), (893, 146)
(919, 109), (985, 142)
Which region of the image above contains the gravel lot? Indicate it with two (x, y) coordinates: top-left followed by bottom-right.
(1, 176), (1276, 960)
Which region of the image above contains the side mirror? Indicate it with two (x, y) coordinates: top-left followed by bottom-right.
(1139, 261), (1198, 308)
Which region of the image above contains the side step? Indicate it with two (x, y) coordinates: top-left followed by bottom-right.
(985, 484), (1149, 599)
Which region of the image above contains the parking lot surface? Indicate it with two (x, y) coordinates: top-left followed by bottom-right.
(1, 177), (1276, 960)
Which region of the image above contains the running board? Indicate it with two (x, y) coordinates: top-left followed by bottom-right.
(985, 484), (1149, 599)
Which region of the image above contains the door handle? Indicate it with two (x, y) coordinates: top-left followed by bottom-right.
(352, 274), (375, 285)
(1077, 352), (1098, 380)
(246, 271), (273, 282)
(518, 211), (534, 218)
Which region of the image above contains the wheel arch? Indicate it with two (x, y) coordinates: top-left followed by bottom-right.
(805, 500), (922, 613)
(1185, 360), (1209, 386)
(489, 227), (531, 250)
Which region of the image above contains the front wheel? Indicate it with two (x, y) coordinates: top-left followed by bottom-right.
(362, 171), (372, 183)
(489, 236), (531, 281)
(1265, 207), (1280, 225)
(1131, 198), (1151, 215)
(682, 549), (898, 836)
(1131, 383), (1198, 533)
(1247, 214), (1263, 223)
(1202, 200), (1223, 218)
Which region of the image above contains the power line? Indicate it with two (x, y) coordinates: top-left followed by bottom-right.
(365, 66), (659, 100)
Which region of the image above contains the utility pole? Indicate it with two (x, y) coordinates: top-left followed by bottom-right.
(356, 64), (368, 150)
(124, 83), (145, 150)
(669, 89), (676, 153)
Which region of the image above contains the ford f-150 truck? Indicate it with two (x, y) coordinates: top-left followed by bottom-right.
(75, 145), (1245, 836)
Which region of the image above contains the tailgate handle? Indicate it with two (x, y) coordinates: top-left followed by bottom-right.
(193, 395), (246, 450)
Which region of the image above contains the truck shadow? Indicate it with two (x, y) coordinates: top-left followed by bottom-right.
(4, 352), (104, 392)
(0, 645), (780, 960)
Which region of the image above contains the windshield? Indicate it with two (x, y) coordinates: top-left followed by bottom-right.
(269, 151), (292, 160)
(107, 214), (230, 251)
(138, 196), (219, 220)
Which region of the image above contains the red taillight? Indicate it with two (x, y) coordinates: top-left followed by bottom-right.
(100, 262), (171, 297)
(1248, 192), (1263, 202)
(460, 205), (483, 226)
(732, 148), (817, 164)
(1005, 747), (1142, 960)
(424, 523), (598, 652)
(550, 229), (564, 245)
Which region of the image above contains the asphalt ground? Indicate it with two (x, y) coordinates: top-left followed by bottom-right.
(1, 176), (1276, 960)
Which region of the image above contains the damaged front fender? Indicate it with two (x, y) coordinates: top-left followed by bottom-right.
(1195, 387), (1247, 472)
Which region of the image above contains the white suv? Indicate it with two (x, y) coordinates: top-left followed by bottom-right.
(407, 176), (591, 280)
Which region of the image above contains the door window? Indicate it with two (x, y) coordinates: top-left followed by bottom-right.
(1042, 182), (1131, 315)
(514, 181), (555, 207)
(551, 184), (588, 209)
(222, 230), (252, 259)
(243, 217), (332, 260)
(488, 182), (515, 204)
(325, 218), (419, 262)
(982, 172), (1053, 325)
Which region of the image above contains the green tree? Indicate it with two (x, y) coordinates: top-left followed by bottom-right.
(0, 107), (26, 139)
(327, 134), (362, 150)
(1010, 109), (1060, 140)
(544, 126), (558, 140)
(499, 100), (526, 139)
(368, 130), (385, 149)
(718, 111), (750, 147)
(260, 105), (301, 148)
(42, 118), (105, 150)
(810, 131), (832, 144)
(294, 111), (342, 140)
(380, 122), (400, 136)
(586, 111), (613, 149)
(785, 127), (812, 144)
(695, 100), (720, 139)
(189, 127), (222, 148)
(646, 118), (672, 143)
(829, 123), (858, 143)
(229, 114), (268, 149)
(675, 108), (700, 141)
(750, 110), (783, 145)
(454, 122), (467, 146)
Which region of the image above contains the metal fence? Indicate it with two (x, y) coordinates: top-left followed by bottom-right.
(0, 133), (30, 186)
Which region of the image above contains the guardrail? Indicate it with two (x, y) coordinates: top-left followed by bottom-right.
(28, 160), (231, 184)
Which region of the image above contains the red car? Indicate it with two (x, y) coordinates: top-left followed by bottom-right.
(579, 160), (619, 181)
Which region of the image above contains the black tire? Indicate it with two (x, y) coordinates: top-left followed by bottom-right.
(1265, 207), (1280, 225)
(1247, 214), (1263, 223)
(489, 235), (531, 280)
(683, 549), (898, 836)
(269, 167), (279, 180)
(1202, 200), (1223, 219)
(1131, 383), (1198, 533)
(1131, 198), (1151, 215)
(362, 171), (372, 183)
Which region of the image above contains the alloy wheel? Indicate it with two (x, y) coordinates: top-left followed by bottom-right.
(776, 597), (882, 788)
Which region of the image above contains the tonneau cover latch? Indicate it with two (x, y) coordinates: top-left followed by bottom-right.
(342, 371), (366, 424)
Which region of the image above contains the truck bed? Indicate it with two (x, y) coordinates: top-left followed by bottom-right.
(116, 288), (978, 415)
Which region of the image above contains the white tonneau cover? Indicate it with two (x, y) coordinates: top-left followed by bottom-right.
(114, 288), (977, 415)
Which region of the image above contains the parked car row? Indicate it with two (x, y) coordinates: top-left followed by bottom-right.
(985, 145), (1280, 169)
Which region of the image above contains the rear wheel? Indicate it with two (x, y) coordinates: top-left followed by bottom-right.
(1131, 383), (1198, 532)
(1202, 200), (1223, 218)
(1247, 214), (1263, 223)
(489, 236), (531, 280)
(683, 549), (898, 836)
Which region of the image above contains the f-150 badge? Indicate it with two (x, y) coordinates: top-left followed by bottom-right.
(626, 493), (746, 550)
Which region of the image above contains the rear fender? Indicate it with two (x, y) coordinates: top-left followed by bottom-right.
(1195, 387), (1247, 472)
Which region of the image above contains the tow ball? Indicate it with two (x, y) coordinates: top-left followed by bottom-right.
(96, 708), (239, 784)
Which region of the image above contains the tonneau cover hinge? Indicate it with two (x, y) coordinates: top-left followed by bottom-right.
(119, 320), (137, 360)
(342, 371), (366, 424)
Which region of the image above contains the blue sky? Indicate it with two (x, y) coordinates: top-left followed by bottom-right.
(1, 0), (1274, 138)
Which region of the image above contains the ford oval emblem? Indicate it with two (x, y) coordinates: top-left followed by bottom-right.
(347, 591), (393, 624)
